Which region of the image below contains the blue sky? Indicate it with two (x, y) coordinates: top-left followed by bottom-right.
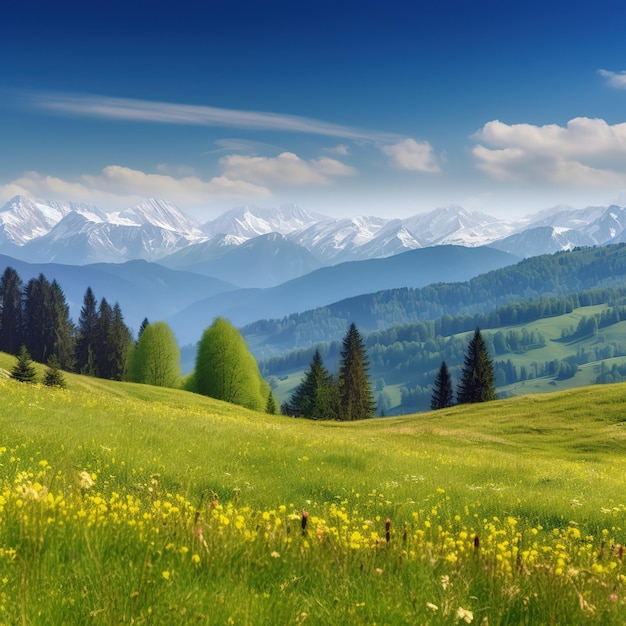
(2, 0), (626, 220)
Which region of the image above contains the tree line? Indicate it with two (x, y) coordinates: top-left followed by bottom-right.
(0, 267), (277, 414)
(0, 267), (133, 379)
(244, 245), (626, 357)
(281, 324), (499, 420)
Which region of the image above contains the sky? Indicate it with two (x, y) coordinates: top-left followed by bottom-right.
(2, 0), (626, 221)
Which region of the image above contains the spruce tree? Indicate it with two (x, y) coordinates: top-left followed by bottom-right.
(266, 391), (278, 414)
(43, 354), (66, 388)
(283, 349), (336, 419)
(0, 267), (23, 355)
(94, 298), (114, 378)
(22, 274), (51, 363)
(431, 361), (454, 410)
(337, 323), (376, 421)
(456, 328), (497, 404)
(49, 280), (75, 371)
(107, 303), (133, 381)
(138, 317), (150, 341)
(11, 345), (37, 383)
(76, 287), (98, 375)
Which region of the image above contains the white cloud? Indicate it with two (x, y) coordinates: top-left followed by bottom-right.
(598, 69), (626, 89)
(472, 117), (626, 185)
(28, 91), (402, 143)
(325, 144), (350, 156)
(219, 152), (356, 186)
(207, 138), (283, 155)
(0, 166), (271, 211)
(381, 138), (441, 173)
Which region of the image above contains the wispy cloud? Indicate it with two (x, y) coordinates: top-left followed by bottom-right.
(324, 144), (350, 156)
(472, 117), (626, 185)
(0, 166), (271, 211)
(219, 152), (356, 186)
(27, 91), (402, 143)
(598, 69), (626, 89)
(207, 138), (284, 155)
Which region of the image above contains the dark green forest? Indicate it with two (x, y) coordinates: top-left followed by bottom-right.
(261, 283), (626, 414)
(245, 244), (626, 358)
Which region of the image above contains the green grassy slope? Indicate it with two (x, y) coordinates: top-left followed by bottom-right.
(3, 353), (626, 624)
(269, 302), (626, 413)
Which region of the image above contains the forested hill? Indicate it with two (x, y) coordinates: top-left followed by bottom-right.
(244, 244), (626, 357)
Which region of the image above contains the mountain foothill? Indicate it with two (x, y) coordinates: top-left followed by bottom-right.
(2, 193), (626, 415)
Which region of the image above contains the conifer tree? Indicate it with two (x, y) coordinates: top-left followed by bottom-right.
(94, 298), (114, 379)
(22, 274), (51, 363)
(75, 287), (98, 375)
(337, 323), (376, 421)
(266, 390), (278, 414)
(11, 345), (37, 383)
(43, 354), (66, 388)
(0, 267), (23, 355)
(431, 361), (454, 410)
(283, 349), (337, 419)
(138, 317), (150, 341)
(456, 328), (497, 404)
(49, 280), (75, 371)
(107, 303), (133, 381)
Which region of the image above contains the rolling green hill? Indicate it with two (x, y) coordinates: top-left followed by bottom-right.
(2, 354), (626, 624)
(263, 288), (626, 414)
(245, 243), (626, 359)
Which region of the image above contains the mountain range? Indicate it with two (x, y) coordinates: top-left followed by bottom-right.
(3, 195), (626, 288)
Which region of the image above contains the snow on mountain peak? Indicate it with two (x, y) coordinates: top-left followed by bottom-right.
(204, 204), (328, 239)
(112, 198), (204, 237)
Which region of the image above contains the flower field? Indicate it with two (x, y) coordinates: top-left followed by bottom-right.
(2, 358), (626, 623)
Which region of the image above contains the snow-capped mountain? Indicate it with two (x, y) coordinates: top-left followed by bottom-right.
(579, 206), (626, 244)
(402, 205), (516, 247)
(204, 203), (328, 239)
(287, 215), (395, 263)
(517, 204), (607, 230)
(111, 198), (204, 237)
(489, 226), (596, 258)
(0, 195), (103, 246)
(0, 196), (206, 264)
(2, 194), (626, 272)
(345, 219), (423, 260)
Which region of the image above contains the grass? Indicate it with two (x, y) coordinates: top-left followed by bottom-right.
(2, 351), (626, 623)
(269, 303), (626, 413)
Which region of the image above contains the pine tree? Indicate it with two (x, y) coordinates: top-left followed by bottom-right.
(22, 274), (51, 363)
(138, 317), (150, 341)
(43, 354), (66, 388)
(75, 287), (98, 375)
(337, 323), (376, 421)
(0, 267), (23, 355)
(11, 345), (37, 383)
(107, 303), (133, 381)
(283, 349), (337, 419)
(456, 328), (497, 404)
(266, 391), (278, 414)
(431, 361), (454, 410)
(49, 280), (76, 371)
(94, 298), (114, 378)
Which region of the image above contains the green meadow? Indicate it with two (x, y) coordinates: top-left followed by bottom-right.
(2, 351), (626, 624)
(271, 302), (626, 414)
